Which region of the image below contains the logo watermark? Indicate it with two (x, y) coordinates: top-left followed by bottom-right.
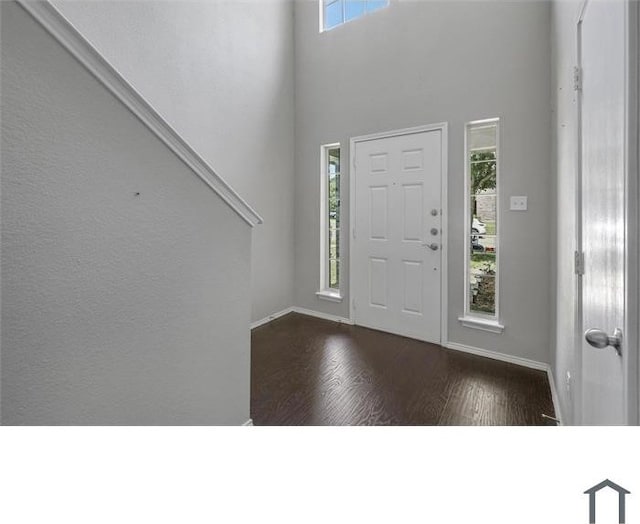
(584, 480), (631, 524)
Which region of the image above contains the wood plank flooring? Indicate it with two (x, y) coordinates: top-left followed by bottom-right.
(251, 313), (556, 426)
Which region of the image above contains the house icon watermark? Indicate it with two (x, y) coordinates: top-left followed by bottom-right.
(584, 479), (631, 524)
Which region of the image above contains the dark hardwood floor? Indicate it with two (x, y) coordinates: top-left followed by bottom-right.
(251, 313), (556, 426)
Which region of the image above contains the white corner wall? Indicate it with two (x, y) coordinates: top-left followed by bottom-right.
(1, 1), (252, 425)
(51, 0), (296, 323)
(294, 0), (553, 365)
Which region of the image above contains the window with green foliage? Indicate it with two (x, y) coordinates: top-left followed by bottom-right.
(465, 119), (499, 319)
(320, 144), (341, 295)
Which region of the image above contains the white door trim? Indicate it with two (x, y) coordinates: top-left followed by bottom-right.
(627, 0), (639, 424)
(348, 122), (448, 344)
(573, 0), (588, 426)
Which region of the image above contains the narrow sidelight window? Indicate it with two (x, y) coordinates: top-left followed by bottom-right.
(319, 144), (342, 299)
(465, 119), (499, 320)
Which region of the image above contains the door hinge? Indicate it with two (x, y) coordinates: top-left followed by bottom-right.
(352, 228), (356, 239)
(574, 250), (585, 276)
(573, 66), (582, 91)
(352, 298), (356, 310)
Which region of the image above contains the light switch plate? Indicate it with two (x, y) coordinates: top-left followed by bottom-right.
(510, 196), (528, 211)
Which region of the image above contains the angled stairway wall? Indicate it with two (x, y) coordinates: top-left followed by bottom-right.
(51, 0), (296, 323)
(1, 1), (253, 425)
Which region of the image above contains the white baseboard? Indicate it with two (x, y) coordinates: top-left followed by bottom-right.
(242, 419), (253, 426)
(291, 307), (354, 325)
(546, 367), (564, 425)
(251, 305), (353, 329)
(250, 307), (295, 330)
(445, 341), (548, 371)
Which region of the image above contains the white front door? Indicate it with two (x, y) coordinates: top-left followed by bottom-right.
(579, 0), (629, 424)
(352, 127), (444, 343)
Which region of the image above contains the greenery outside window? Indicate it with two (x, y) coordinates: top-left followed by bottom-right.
(461, 119), (502, 330)
(318, 144), (342, 301)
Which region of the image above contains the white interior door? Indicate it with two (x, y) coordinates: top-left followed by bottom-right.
(579, 0), (628, 424)
(352, 127), (443, 343)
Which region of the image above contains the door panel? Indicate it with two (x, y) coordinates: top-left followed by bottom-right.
(353, 129), (442, 343)
(402, 260), (423, 314)
(369, 257), (388, 308)
(403, 184), (423, 241)
(369, 186), (388, 239)
(580, 0), (627, 424)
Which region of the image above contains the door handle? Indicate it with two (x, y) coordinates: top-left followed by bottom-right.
(585, 327), (622, 355)
(422, 243), (439, 251)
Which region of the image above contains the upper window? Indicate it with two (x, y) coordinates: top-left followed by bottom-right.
(317, 144), (342, 301)
(321, 0), (390, 31)
(464, 119), (500, 325)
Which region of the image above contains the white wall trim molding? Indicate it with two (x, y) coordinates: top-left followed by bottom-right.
(315, 290), (344, 303)
(16, 0), (263, 228)
(250, 307), (295, 330)
(458, 316), (505, 334)
(347, 123), (449, 144)
(292, 307), (354, 325)
(242, 419), (254, 426)
(251, 306), (353, 330)
(546, 368), (564, 426)
(446, 341), (548, 371)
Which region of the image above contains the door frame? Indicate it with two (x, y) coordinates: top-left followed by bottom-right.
(575, 0), (639, 425)
(348, 122), (449, 344)
(631, 0), (639, 425)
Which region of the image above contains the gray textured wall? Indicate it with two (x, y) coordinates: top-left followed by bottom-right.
(52, 0), (296, 323)
(294, 0), (553, 364)
(1, 1), (252, 425)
